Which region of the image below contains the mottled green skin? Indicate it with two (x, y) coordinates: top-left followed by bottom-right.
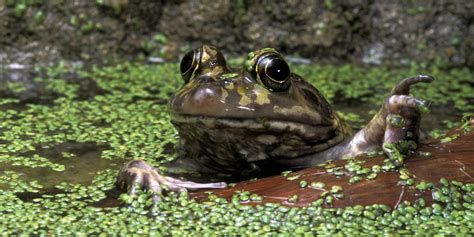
(116, 45), (433, 198)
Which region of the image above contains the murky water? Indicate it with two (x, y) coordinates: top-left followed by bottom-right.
(0, 142), (121, 189)
(0, 66), (105, 105)
(0, 66), (465, 194)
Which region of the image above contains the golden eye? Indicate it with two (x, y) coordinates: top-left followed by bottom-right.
(255, 53), (291, 91)
(180, 48), (201, 83)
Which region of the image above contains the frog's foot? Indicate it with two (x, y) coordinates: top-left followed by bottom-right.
(116, 160), (227, 201)
(346, 75), (433, 166)
(381, 75), (434, 166)
(382, 95), (426, 166)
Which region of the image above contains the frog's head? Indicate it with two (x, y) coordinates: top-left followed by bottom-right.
(169, 45), (346, 167)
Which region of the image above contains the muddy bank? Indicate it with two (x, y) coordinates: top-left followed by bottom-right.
(0, 0), (473, 67)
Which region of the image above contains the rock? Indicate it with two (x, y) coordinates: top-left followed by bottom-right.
(363, 42), (385, 65)
(102, 0), (129, 9)
(0, 0), (473, 67)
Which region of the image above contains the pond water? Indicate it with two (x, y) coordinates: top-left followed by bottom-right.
(0, 142), (119, 189)
(0, 104), (462, 194)
(0, 62), (472, 235)
(0, 63), (468, 191)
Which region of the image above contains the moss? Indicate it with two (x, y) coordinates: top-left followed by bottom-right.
(34, 10), (45, 24)
(6, 82), (27, 93)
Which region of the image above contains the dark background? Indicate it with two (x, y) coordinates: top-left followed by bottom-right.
(0, 0), (472, 67)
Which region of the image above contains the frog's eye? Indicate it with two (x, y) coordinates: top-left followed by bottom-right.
(180, 49), (201, 83)
(255, 54), (291, 91)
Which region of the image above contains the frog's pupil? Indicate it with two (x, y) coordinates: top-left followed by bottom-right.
(267, 58), (289, 82)
(180, 50), (195, 74)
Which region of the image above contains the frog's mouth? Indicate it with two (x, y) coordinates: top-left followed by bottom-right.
(170, 114), (340, 142)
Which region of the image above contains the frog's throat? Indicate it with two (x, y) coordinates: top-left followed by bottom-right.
(170, 114), (343, 143)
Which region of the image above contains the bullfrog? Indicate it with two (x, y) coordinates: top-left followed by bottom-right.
(116, 45), (433, 200)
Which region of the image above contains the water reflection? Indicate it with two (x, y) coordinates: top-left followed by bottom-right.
(0, 142), (120, 188)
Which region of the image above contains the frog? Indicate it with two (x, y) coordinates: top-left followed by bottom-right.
(116, 45), (433, 200)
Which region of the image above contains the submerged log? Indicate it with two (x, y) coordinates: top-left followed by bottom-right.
(191, 118), (474, 208)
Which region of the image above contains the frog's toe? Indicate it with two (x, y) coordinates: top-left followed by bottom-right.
(386, 95), (428, 113)
(128, 169), (159, 195)
(116, 160), (227, 202)
(163, 176), (227, 191)
(117, 163), (163, 197)
(383, 95), (425, 144)
(391, 74), (434, 95)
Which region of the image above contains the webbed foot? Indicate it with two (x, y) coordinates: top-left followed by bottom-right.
(116, 160), (227, 202)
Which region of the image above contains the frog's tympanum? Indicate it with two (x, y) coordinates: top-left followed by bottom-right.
(116, 45), (433, 200)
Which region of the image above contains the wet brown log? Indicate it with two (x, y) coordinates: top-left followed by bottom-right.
(191, 118), (474, 208)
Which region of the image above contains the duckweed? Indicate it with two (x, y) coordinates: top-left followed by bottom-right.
(294, 63), (474, 113)
(330, 185), (343, 194)
(366, 173), (377, 180)
(281, 170), (292, 177)
(286, 174), (302, 181)
(349, 175), (362, 184)
(299, 180), (308, 188)
(0, 61), (473, 235)
(309, 181), (326, 189)
(287, 194), (299, 203)
(0, 154), (65, 171)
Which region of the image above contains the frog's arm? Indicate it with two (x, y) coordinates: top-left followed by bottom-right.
(269, 75), (433, 169)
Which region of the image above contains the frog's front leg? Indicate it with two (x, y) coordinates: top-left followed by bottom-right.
(348, 75), (434, 164)
(116, 160), (227, 201)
